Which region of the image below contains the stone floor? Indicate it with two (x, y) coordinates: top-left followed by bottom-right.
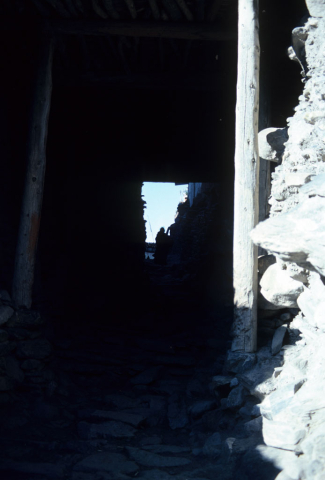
(0, 262), (280, 480)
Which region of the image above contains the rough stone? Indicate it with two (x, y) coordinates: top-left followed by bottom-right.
(271, 325), (288, 355)
(130, 366), (161, 385)
(137, 470), (175, 480)
(125, 447), (191, 467)
(16, 339), (52, 359)
(262, 417), (306, 450)
(5, 356), (24, 383)
(251, 195), (325, 276)
(105, 394), (142, 410)
(300, 172), (325, 198)
(230, 377), (239, 387)
(280, 313), (292, 322)
(297, 272), (325, 329)
(305, 0), (325, 17)
(0, 329), (8, 342)
(286, 263), (308, 283)
(285, 172), (313, 187)
(32, 401), (60, 420)
(210, 375), (233, 387)
(188, 399), (216, 418)
(258, 254), (276, 277)
(304, 459), (325, 480)
(73, 452), (138, 475)
(258, 127), (288, 162)
(0, 375), (12, 391)
(225, 351), (257, 374)
(186, 379), (205, 397)
(260, 263), (304, 308)
(258, 294), (284, 310)
(202, 432), (222, 457)
(257, 446), (302, 480)
(6, 310), (43, 329)
(244, 416), (263, 434)
(78, 421), (136, 439)
(0, 341), (15, 356)
(0, 461), (65, 478)
(167, 394), (188, 429)
(143, 445), (190, 454)
(260, 381), (305, 421)
(0, 305), (14, 326)
(21, 358), (43, 370)
(226, 385), (247, 410)
(274, 472), (297, 480)
(89, 410), (145, 427)
(238, 359), (280, 401)
(239, 398), (261, 418)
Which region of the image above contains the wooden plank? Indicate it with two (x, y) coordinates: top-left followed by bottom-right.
(44, 19), (236, 41)
(12, 36), (54, 309)
(232, 0), (260, 352)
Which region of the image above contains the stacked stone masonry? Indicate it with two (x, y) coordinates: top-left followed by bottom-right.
(245, 3), (325, 479)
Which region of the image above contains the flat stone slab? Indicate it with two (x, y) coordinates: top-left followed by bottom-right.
(167, 394), (189, 429)
(105, 394), (143, 409)
(143, 445), (191, 454)
(226, 385), (247, 409)
(202, 432), (222, 457)
(130, 366), (161, 385)
(154, 355), (195, 366)
(138, 470), (211, 480)
(125, 446), (191, 467)
(225, 351), (257, 374)
(0, 306), (14, 326)
(0, 461), (65, 478)
(16, 339), (52, 359)
(138, 470), (175, 480)
(90, 410), (145, 427)
(78, 421), (136, 439)
(263, 417), (306, 450)
(73, 452), (138, 475)
(189, 400), (216, 418)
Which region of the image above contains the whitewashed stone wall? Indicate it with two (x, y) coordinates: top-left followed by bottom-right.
(237, 4), (325, 479)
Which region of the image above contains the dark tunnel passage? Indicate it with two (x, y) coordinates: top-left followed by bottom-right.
(34, 84), (236, 329)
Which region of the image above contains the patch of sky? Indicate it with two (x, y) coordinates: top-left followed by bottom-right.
(142, 182), (187, 243)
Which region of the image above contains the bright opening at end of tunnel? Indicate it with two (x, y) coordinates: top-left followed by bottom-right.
(142, 182), (188, 243)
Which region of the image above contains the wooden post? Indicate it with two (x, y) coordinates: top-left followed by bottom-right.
(12, 36), (54, 309)
(232, 0), (260, 352)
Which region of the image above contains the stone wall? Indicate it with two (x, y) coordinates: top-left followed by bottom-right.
(234, 3), (325, 479)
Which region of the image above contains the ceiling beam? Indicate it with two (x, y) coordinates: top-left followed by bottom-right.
(44, 19), (236, 41)
(56, 71), (227, 90)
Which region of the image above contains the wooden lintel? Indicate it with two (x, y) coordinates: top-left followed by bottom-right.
(44, 19), (236, 41)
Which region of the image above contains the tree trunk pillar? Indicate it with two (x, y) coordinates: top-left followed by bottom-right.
(12, 36), (54, 309)
(232, 0), (260, 352)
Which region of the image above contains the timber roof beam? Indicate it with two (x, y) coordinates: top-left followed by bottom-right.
(40, 19), (236, 41)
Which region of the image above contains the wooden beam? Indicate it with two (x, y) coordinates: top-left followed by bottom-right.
(44, 19), (236, 41)
(232, 0), (260, 352)
(12, 36), (54, 309)
(58, 71), (226, 90)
